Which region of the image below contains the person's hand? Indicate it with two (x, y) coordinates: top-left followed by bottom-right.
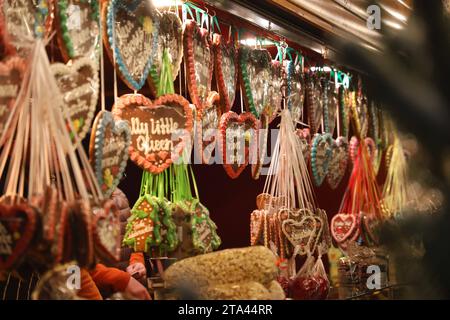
(127, 263), (146, 279)
(124, 277), (151, 300)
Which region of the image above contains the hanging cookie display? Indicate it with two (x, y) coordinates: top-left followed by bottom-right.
(213, 33), (237, 113)
(189, 200), (221, 254)
(153, 197), (178, 254)
(92, 200), (121, 263)
(297, 128), (311, 163)
(89, 110), (130, 198)
(0, 56), (25, 147)
(112, 93), (193, 174)
(183, 19), (213, 111)
(239, 47), (272, 120)
(219, 111), (258, 179)
(51, 57), (99, 143)
(0, 0), (54, 57)
(148, 10), (183, 95)
(251, 116), (269, 180)
(55, 0), (100, 62)
(123, 194), (161, 252)
(196, 91), (221, 164)
(265, 60), (283, 123)
(103, 0), (159, 91)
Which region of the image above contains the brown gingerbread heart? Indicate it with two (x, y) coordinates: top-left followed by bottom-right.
(183, 19), (213, 111)
(51, 57), (99, 144)
(0, 203), (37, 270)
(213, 33), (237, 113)
(112, 93), (193, 174)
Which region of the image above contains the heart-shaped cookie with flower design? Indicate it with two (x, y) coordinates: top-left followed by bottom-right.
(93, 200), (121, 263)
(89, 110), (130, 198)
(103, 0), (159, 91)
(310, 133), (333, 187)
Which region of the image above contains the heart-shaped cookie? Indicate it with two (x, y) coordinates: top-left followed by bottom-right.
(310, 133), (333, 187)
(0, 56), (25, 146)
(297, 128), (311, 163)
(326, 136), (349, 189)
(195, 91), (221, 164)
(112, 93), (193, 174)
(330, 213), (357, 243)
(306, 73), (323, 134)
(265, 60), (283, 123)
(239, 47), (272, 120)
(148, 10), (183, 95)
(51, 57), (99, 144)
(349, 136), (378, 172)
(361, 212), (380, 245)
(93, 200), (121, 263)
(285, 60), (305, 127)
(103, 0), (159, 91)
(0, 0), (54, 57)
(55, 0), (100, 62)
(255, 193), (285, 211)
(316, 208), (332, 254)
(251, 116), (269, 180)
(282, 215), (316, 253)
(219, 111), (258, 179)
(0, 203), (37, 270)
(213, 33), (237, 113)
(89, 110), (131, 198)
(183, 19), (213, 110)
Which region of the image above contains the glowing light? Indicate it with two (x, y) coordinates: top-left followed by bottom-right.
(239, 38), (274, 47)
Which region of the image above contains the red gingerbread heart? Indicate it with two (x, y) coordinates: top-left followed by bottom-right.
(112, 93), (193, 174)
(219, 111), (258, 179)
(0, 203), (37, 270)
(330, 213), (357, 243)
(183, 20), (214, 111)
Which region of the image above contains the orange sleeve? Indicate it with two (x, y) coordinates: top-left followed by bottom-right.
(77, 269), (103, 300)
(129, 252), (145, 265)
(89, 264), (131, 293)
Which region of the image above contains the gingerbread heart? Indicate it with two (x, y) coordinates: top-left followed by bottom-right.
(103, 0), (159, 91)
(55, 0), (100, 62)
(196, 91), (221, 164)
(265, 60), (283, 123)
(0, 56), (25, 146)
(361, 212), (380, 245)
(112, 93), (193, 174)
(148, 11), (183, 94)
(327, 136), (349, 189)
(349, 136), (378, 171)
(51, 57), (99, 144)
(219, 111), (258, 179)
(297, 128), (311, 163)
(251, 116), (269, 180)
(239, 47), (272, 119)
(310, 133), (333, 187)
(0, 203), (37, 270)
(0, 0), (54, 57)
(213, 33), (237, 113)
(89, 110), (130, 198)
(93, 200), (121, 263)
(306, 74), (323, 134)
(282, 215), (316, 253)
(183, 19), (213, 110)
(285, 60), (305, 126)
(316, 208), (332, 254)
(330, 213), (357, 243)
